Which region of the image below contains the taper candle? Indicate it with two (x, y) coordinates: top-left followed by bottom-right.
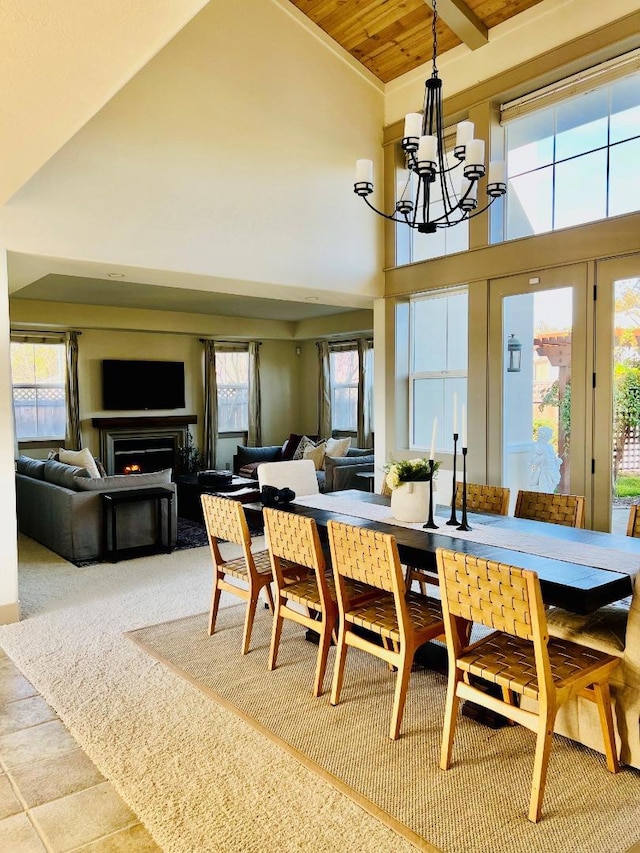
(430, 417), (437, 460)
(453, 393), (458, 434)
(462, 404), (467, 448)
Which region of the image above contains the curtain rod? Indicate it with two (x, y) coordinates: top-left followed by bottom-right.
(199, 338), (262, 344)
(315, 336), (373, 346)
(10, 328), (82, 336)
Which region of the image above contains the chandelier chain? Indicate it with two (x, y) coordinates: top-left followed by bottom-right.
(431, 0), (438, 77)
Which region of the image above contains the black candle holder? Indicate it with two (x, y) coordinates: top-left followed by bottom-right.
(446, 432), (459, 526)
(423, 459), (438, 529)
(457, 446), (472, 531)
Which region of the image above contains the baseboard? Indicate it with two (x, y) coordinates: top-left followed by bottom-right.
(0, 600), (21, 624)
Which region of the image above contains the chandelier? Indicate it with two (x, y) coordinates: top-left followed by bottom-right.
(354, 0), (507, 233)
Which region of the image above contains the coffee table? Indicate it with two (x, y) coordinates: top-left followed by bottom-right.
(175, 473), (260, 523)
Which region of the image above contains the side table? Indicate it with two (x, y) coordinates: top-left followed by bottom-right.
(102, 487), (174, 563)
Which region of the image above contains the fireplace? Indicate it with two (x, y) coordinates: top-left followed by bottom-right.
(92, 416), (197, 475)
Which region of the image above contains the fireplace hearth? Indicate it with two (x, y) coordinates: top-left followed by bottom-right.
(92, 416), (197, 475)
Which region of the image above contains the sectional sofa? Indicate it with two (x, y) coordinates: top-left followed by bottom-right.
(15, 455), (177, 564)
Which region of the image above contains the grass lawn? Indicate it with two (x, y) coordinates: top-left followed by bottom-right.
(615, 474), (640, 498)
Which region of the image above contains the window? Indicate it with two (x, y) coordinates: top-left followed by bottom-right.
(396, 132), (470, 266)
(216, 349), (249, 432)
(503, 69), (640, 240)
(11, 340), (66, 440)
(410, 288), (468, 453)
(330, 346), (359, 431)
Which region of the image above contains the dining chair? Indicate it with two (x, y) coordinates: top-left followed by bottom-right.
(201, 493), (277, 655)
(514, 489), (585, 528)
(263, 506), (336, 697)
(627, 503), (640, 538)
(327, 519), (445, 740)
(455, 481), (510, 516)
(435, 547), (620, 823)
(257, 459), (320, 497)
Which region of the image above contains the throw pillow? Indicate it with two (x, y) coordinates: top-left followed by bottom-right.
(293, 435), (320, 461)
(59, 447), (101, 479)
(303, 442), (326, 471)
(281, 433), (305, 461)
(326, 436), (352, 458)
(44, 460), (91, 489)
(15, 456), (46, 479)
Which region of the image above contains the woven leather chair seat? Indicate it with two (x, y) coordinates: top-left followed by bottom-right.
(219, 549), (273, 582)
(347, 591), (443, 642)
(458, 631), (618, 702)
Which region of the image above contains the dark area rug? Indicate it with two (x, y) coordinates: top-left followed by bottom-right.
(175, 517), (209, 550)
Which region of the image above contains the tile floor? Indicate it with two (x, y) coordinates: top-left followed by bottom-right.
(0, 646), (161, 852)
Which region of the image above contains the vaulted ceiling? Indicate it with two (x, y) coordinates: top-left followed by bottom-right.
(288, 0), (547, 83)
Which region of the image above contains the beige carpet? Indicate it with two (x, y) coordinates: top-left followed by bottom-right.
(2, 534), (640, 853)
(129, 603), (640, 853)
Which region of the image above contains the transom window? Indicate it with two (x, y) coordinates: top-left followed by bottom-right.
(216, 349), (249, 432)
(504, 70), (640, 240)
(410, 288), (468, 453)
(11, 340), (66, 440)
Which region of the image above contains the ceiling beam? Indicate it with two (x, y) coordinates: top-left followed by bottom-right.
(429, 0), (488, 50)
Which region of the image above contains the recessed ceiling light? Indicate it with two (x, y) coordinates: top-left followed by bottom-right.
(107, 272), (125, 278)
(305, 296), (319, 302)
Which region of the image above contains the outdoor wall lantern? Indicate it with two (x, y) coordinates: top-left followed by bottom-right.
(507, 333), (522, 373)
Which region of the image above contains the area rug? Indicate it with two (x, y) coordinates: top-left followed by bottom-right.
(129, 605), (640, 853)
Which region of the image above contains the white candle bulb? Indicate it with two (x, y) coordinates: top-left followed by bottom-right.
(455, 121), (474, 147)
(418, 135), (438, 164)
(453, 393), (458, 434)
(430, 417), (437, 460)
(397, 181), (411, 203)
(465, 139), (485, 168)
(404, 113), (423, 139)
(462, 404), (467, 448)
(355, 159), (373, 184)
(488, 160), (506, 185)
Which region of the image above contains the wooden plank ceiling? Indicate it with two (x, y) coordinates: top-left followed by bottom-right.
(288, 0), (547, 83)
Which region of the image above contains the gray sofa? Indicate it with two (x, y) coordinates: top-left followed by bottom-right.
(233, 442), (374, 492)
(15, 455), (177, 564)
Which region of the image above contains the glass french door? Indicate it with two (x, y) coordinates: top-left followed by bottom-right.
(594, 255), (640, 533)
(488, 265), (591, 516)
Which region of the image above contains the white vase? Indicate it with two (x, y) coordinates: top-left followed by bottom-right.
(390, 480), (434, 523)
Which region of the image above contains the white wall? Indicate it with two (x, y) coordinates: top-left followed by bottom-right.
(0, 249), (19, 623)
(0, 0), (384, 303)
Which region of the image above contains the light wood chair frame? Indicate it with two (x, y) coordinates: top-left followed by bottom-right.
(436, 547), (620, 823)
(201, 493), (276, 655)
(327, 519), (445, 740)
(627, 503), (640, 538)
(263, 507), (336, 697)
(514, 490), (585, 528)
(454, 481), (510, 516)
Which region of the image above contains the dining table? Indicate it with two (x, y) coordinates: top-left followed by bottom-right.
(244, 489), (638, 615)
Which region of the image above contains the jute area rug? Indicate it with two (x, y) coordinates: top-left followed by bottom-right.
(129, 600), (640, 853)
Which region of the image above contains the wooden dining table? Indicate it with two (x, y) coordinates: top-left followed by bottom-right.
(244, 489), (637, 615)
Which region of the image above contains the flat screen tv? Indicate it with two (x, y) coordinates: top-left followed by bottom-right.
(102, 359), (185, 410)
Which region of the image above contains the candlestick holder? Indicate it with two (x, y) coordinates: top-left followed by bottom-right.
(457, 447), (472, 531)
(423, 459), (439, 530)
(446, 432), (459, 526)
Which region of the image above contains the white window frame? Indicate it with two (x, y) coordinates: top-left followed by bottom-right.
(329, 344), (359, 433)
(10, 336), (67, 442)
(409, 287), (468, 454)
(216, 347), (250, 434)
